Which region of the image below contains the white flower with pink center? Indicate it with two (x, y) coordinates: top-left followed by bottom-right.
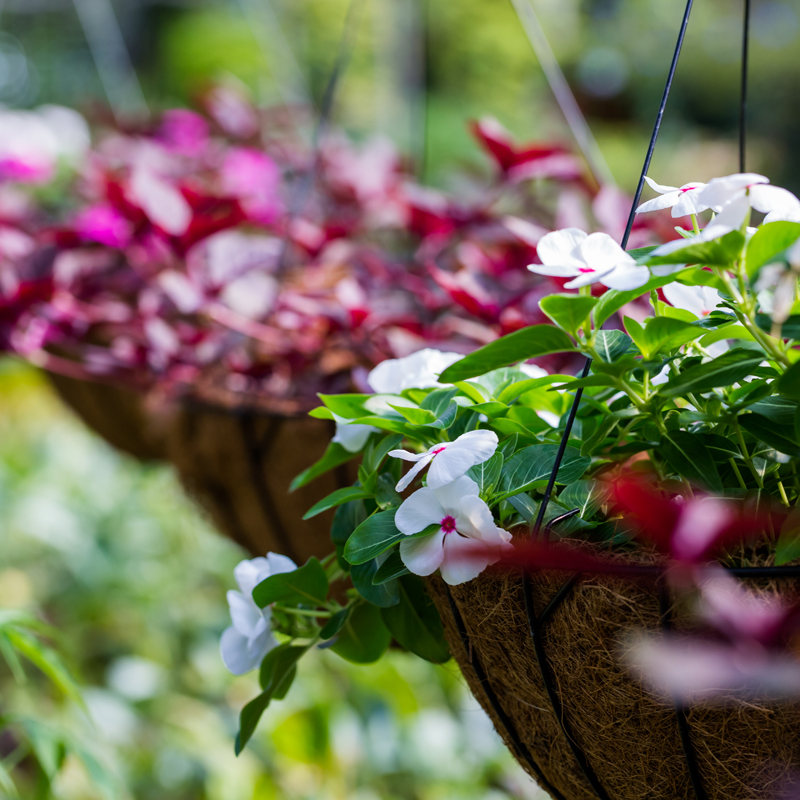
(662, 283), (722, 318)
(396, 476), (511, 585)
(528, 228), (650, 291)
(389, 429), (498, 492)
(636, 177), (708, 217)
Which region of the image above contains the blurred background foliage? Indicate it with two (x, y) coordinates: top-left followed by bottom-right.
(1, 0), (799, 797)
(0, 365), (543, 800)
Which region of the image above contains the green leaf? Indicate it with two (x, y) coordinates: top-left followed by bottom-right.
(539, 293), (598, 337)
(748, 396), (798, 427)
(372, 549), (410, 584)
(497, 374), (572, 404)
(320, 608), (350, 640)
(331, 499), (367, 550)
(438, 325), (576, 383)
(594, 330), (634, 363)
(350, 558), (400, 607)
(343, 509), (403, 565)
(380, 575), (450, 664)
(557, 480), (610, 519)
(625, 316), (700, 359)
(593, 273), (684, 329)
(391, 405), (436, 424)
(659, 431), (723, 491)
(302, 487), (372, 520)
(739, 413), (800, 456)
(499, 445), (590, 497)
(317, 394), (372, 419)
(291, 442), (356, 491)
(330, 602), (391, 664)
(658, 349), (764, 397)
(777, 361), (800, 400)
(420, 387), (459, 417)
(252, 558), (329, 608)
(645, 230), (746, 267)
(467, 452), (504, 493)
(755, 314), (800, 339)
(236, 691), (271, 754)
(362, 433), (404, 476)
(745, 221), (800, 276)
(259, 643), (307, 695)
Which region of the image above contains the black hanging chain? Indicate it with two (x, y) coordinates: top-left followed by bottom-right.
(740, 0), (751, 172)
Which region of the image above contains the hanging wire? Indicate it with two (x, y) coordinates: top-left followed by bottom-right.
(71, 0), (148, 122)
(509, 0), (615, 188)
(740, 0), (751, 172)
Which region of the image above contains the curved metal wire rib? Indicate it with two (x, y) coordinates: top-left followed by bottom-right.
(518, 1), (697, 796)
(442, 585), (568, 800)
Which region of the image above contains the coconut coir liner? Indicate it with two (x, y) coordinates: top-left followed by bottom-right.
(426, 552), (800, 800)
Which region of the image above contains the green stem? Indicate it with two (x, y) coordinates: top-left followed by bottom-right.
(734, 421), (764, 489)
(280, 607), (333, 618)
(729, 457), (748, 491)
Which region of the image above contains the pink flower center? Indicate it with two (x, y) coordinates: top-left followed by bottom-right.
(578, 267), (595, 273)
(432, 445), (447, 455)
(441, 515), (457, 534)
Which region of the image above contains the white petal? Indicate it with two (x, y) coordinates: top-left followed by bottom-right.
(454, 494), (511, 542)
(234, 557), (270, 597)
(764, 206), (800, 224)
(363, 394), (417, 416)
(536, 228), (588, 269)
(749, 184), (800, 217)
(332, 414), (377, 453)
(265, 553), (297, 576)
(643, 176), (679, 195)
(671, 186), (708, 217)
(600, 265), (651, 291)
(389, 448), (430, 463)
(367, 349), (463, 393)
(427, 431), (498, 489)
(396, 486), (445, 534)
(434, 476), (481, 515)
(563, 266), (614, 289)
(699, 173), (767, 212)
(227, 590), (263, 637)
(527, 262), (581, 277)
(580, 232), (636, 271)
(439, 533), (492, 585)
(637, 192), (682, 214)
(711, 192), (751, 232)
(395, 453), (435, 492)
(400, 529), (446, 576)
(220, 626), (262, 675)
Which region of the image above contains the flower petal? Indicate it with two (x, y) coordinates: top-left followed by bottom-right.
(440, 533), (492, 585)
(396, 486), (445, 534)
(367, 349), (463, 393)
(643, 176), (679, 195)
(427, 430), (498, 488)
(527, 262), (581, 278)
(699, 173), (767, 211)
(265, 553), (298, 576)
(454, 494), (511, 544)
(227, 590), (263, 637)
(233, 557), (270, 597)
(536, 228), (588, 269)
(671, 186), (708, 217)
(580, 232), (636, 271)
(220, 626), (262, 675)
(637, 192), (681, 214)
(600, 265), (651, 291)
(400, 529), (446, 576)
(332, 414), (377, 453)
(434, 476), (481, 515)
(395, 453), (435, 492)
(749, 184), (800, 217)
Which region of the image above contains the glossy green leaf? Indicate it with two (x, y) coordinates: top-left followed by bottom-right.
(739, 413), (800, 456)
(381, 575), (450, 664)
(350, 558), (400, 607)
(745, 221), (800, 276)
(645, 230), (746, 267)
(372, 549), (410, 584)
(438, 325), (576, 383)
(777, 361), (800, 399)
(467, 451), (503, 493)
(499, 444), (590, 497)
(539, 293), (597, 336)
(625, 316), (700, 359)
(593, 273), (684, 328)
(659, 431), (722, 491)
(391, 405), (436, 424)
(319, 608), (350, 640)
(343, 509), (403, 565)
(330, 602), (392, 664)
(253, 558), (329, 608)
(291, 441), (357, 491)
(658, 349), (764, 397)
(557, 480), (610, 519)
(594, 330), (634, 363)
(302, 487), (372, 520)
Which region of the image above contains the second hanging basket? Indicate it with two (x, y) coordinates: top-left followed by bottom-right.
(425, 554), (800, 800)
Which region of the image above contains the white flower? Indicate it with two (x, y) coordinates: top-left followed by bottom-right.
(332, 413), (378, 453)
(367, 348), (464, 394)
(662, 283), (722, 318)
(528, 228), (650, 291)
(220, 553), (297, 675)
(636, 177), (708, 217)
(654, 174), (800, 257)
(390, 429), (499, 492)
(396, 476), (511, 585)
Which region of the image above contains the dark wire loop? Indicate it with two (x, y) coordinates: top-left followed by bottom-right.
(657, 583), (708, 800)
(442, 585), (568, 800)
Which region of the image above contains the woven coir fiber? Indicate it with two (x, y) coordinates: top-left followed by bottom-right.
(48, 373), (168, 462)
(166, 403), (355, 563)
(426, 552), (800, 800)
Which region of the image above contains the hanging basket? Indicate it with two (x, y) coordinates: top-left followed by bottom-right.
(425, 552), (800, 800)
(47, 373), (169, 462)
(165, 394), (355, 563)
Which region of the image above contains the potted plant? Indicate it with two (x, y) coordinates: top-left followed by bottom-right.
(221, 171), (800, 799)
